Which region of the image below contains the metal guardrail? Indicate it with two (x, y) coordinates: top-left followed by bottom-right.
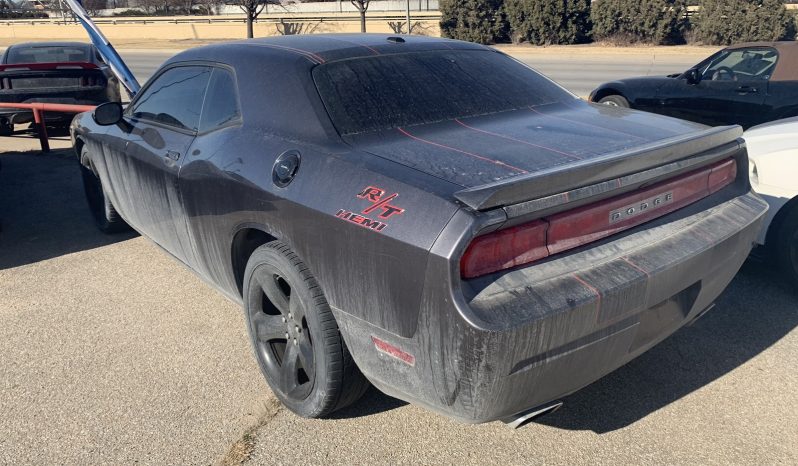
(0, 102), (95, 152)
(1, 12), (441, 26)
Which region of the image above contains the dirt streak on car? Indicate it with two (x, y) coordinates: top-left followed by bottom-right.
(71, 34), (767, 425)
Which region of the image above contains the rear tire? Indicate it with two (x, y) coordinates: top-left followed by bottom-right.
(598, 95), (630, 108)
(243, 241), (369, 418)
(79, 146), (129, 234)
(0, 118), (12, 136)
(772, 206), (798, 287)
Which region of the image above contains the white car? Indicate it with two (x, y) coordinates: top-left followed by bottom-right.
(744, 117), (798, 284)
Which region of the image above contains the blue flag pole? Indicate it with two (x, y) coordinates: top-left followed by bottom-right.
(63, 0), (141, 98)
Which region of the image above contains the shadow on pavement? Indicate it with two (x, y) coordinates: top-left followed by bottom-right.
(538, 260), (797, 433)
(0, 148), (136, 270)
(328, 386), (408, 420)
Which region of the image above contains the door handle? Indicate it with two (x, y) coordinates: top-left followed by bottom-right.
(735, 86), (758, 94)
(165, 150), (180, 161)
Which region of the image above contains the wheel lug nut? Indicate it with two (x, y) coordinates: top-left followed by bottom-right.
(288, 313), (292, 319)
(281, 317), (286, 323)
(293, 339), (297, 345)
(285, 332), (289, 339)
(295, 325), (300, 333)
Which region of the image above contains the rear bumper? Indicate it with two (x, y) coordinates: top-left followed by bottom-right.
(334, 190), (767, 423)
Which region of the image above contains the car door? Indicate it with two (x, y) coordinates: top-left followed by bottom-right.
(658, 48), (772, 127)
(110, 64), (212, 262)
(174, 65), (244, 274)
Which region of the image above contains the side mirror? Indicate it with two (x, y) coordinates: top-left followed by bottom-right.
(685, 68), (702, 85)
(92, 102), (123, 126)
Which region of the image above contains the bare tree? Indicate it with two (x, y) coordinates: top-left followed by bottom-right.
(83, 0), (107, 15)
(387, 20), (427, 35)
(134, 0), (163, 14)
(196, 0), (221, 14)
(229, 0), (305, 39)
(230, 0), (286, 38)
(178, 0), (195, 14)
(350, 0), (369, 33)
(238, 0), (265, 37)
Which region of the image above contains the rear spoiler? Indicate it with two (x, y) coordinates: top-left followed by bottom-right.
(454, 125), (744, 211)
(0, 62), (99, 72)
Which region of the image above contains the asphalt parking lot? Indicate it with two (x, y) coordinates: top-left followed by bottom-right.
(1, 124), (797, 463)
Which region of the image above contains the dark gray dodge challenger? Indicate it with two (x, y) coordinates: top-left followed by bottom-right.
(71, 34), (767, 426)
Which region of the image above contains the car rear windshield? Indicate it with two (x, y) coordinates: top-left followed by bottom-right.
(6, 45), (90, 64)
(312, 49), (573, 135)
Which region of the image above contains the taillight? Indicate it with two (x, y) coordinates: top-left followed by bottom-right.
(708, 159), (737, 194)
(547, 169), (709, 255)
(461, 158), (738, 278)
(460, 220), (548, 279)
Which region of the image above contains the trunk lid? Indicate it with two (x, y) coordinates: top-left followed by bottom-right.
(344, 101), (741, 210)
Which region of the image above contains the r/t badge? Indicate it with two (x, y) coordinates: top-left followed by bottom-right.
(334, 186), (405, 233)
(356, 186), (405, 219)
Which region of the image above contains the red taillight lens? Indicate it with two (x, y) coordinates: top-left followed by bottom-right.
(460, 220), (549, 279)
(708, 159), (737, 194)
(461, 159), (738, 278)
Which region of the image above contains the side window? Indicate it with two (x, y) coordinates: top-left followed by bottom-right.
(129, 66), (212, 131)
(702, 48), (778, 82)
(199, 68), (242, 133)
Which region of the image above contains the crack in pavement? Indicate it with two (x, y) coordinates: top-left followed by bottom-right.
(216, 396), (283, 466)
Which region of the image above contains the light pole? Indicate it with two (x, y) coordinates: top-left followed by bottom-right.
(405, 0), (410, 34)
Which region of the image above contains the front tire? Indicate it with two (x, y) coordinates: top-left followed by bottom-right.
(772, 206), (798, 286)
(243, 241), (369, 418)
(598, 95), (630, 108)
(79, 146), (129, 234)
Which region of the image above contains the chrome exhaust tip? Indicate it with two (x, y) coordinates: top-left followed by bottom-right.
(501, 400), (564, 429)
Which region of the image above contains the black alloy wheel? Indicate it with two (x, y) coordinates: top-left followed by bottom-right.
(243, 241), (369, 418)
(249, 262), (316, 401)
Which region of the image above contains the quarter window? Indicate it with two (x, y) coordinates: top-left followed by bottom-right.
(199, 68), (241, 133)
(129, 66), (212, 131)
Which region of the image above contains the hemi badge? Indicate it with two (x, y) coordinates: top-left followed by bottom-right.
(610, 191), (674, 224)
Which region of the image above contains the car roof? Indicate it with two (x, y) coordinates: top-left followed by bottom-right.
(166, 34), (488, 67)
(726, 41), (798, 51)
(725, 41), (798, 81)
